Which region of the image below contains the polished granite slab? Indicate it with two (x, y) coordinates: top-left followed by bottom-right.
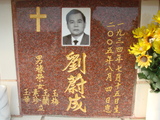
(12, 0), (140, 117)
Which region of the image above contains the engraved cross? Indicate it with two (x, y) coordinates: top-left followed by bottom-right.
(30, 7), (47, 32)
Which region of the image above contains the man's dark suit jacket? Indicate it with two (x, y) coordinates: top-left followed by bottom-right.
(63, 33), (89, 45)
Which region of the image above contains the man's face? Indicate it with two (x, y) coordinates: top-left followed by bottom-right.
(67, 13), (86, 37)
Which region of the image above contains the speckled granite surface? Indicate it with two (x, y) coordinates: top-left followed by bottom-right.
(12, 0), (140, 117)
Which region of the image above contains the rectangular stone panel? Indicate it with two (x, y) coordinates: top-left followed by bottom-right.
(12, 0), (139, 117)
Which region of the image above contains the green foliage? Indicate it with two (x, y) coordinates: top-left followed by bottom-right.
(138, 58), (160, 92)
(130, 10), (160, 93)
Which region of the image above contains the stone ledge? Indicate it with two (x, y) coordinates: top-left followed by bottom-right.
(11, 116), (146, 120)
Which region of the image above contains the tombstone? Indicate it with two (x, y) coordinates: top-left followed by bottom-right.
(12, 0), (139, 117)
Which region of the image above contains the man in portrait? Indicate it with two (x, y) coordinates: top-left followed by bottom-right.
(62, 9), (90, 46)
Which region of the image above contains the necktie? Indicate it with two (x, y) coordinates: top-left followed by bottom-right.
(73, 40), (78, 45)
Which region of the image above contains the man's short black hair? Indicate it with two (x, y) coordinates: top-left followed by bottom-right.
(66, 9), (86, 24)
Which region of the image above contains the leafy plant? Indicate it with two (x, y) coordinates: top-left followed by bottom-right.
(128, 10), (160, 93)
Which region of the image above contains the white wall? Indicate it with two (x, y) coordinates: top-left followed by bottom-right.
(0, 0), (17, 80)
(0, 0), (20, 116)
(0, 0), (159, 119)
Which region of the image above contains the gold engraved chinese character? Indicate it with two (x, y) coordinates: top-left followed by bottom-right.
(52, 89), (58, 97)
(106, 73), (112, 81)
(62, 52), (86, 74)
(42, 89), (50, 105)
(105, 47), (114, 54)
(105, 56), (113, 64)
(66, 93), (86, 112)
(113, 90), (121, 97)
(107, 31), (114, 37)
(23, 96), (30, 104)
(32, 89), (41, 104)
(107, 22), (115, 27)
(51, 90), (59, 105)
(36, 64), (45, 74)
(104, 104), (112, 113)
(107, 22), (124, 28)
(37, 105), (45, 111)
(37, 84), (45, 89)
(116, 47), (123, 53)
(116, 29), (125, 36)
(105, 86), (113, 92)
(115, 73), (121, 82)
(117, 23), (124, 26)
(115, 54), (123, 63)
(36, 73), (44, 82)
(114, 105), (120, 113)
(116, 37), (124, 44)
(105, 66), (113, 72)
(65, 73), (87, 95)
(36, 55), (43, 64)
(116, 65), (122, 72)
(106, 39), (113, 45)
(114, 98), (120, 104)
(23, 89), (30, 104)
(51, 97), (59, 105)
(105, 97), (111, 103)
(115, 82), (121, 89)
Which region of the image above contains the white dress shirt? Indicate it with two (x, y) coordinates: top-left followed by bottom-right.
(71, 33), (84, 46)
